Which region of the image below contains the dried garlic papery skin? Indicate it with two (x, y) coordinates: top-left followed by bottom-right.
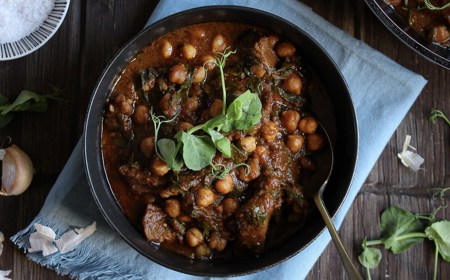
(28, 223), (58, 256)
(0, 230), (4, 256)
(0, 270), (12, 280)
(55, 222), (97, 254)
(397, 135), (424, 172)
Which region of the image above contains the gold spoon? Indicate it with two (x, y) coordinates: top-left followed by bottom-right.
(306, 124), (363, 280)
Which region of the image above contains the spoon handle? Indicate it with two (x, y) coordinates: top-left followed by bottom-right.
(313, 193), (363, 280)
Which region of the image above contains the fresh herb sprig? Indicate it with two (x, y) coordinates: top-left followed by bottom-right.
(0, 89), (64, 128)
(358, 187), (450, 280)
(151, 49), (262, 173)
(430, 109), (450, 127)
(423, 0), (450, 10)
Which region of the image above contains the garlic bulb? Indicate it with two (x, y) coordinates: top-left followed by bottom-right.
(1, 145), (34, 196)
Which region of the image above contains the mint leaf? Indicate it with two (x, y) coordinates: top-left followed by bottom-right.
(380, 206), (425, 253)
(157, 138), (183, 171)
(207, 129), (231, 157)
(426, 221), (450, 262)
(178, 132), (216, 171)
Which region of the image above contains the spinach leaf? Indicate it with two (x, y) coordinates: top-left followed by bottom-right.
(221, 90), (262, 132)
(207, 129), (231, 157)
(157, 138), (183, 172)
(177, 132), (216, 171)
(425, 221), (450, 262)
(380, 206), (425, 253)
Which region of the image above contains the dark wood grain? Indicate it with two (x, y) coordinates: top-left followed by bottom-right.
(1, 0), (449, 279)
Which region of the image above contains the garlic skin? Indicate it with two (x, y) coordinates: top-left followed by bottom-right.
(1, 145), (34, 196)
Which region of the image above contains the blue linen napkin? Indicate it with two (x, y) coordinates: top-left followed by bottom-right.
(11, 0), (427, 279)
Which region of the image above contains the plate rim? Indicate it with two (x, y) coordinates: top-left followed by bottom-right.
(0, 0), (71, 61)
(364, 0), (450, 70)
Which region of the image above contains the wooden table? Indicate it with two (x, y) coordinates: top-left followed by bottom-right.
(1, 1), (449, 279)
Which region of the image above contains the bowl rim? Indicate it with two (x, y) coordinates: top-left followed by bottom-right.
(0, 0), (71, 61)
(364, 0), (450, 70)
(83, 5), (358, 277)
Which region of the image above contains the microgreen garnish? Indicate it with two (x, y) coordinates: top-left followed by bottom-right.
(212, 163), (250, 179)
(423, 0), (450, 10)
(358, 187), (450, 280)
(430, 109), (450, 127)
(0, 89), (64, 128)
(150, 49), (262, 174)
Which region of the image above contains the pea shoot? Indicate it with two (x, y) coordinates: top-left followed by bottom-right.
(151, 49), (262, 174)
(358, 187), (450, 280)
(430, 109), (450, 127)
(423, 0), (450, 10)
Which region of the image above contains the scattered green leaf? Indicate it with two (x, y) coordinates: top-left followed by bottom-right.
(425, 221), (450, 262)
(430, 109), (450, 127)
(177, 132), (216, 171)
(380, 206), (425, 253)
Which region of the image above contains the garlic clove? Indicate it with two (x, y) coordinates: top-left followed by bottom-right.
(1, 145), (34, 196)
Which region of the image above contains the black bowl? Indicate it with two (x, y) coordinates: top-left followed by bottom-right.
(364, 0), (450, 70)
(84, 6), (358, 277)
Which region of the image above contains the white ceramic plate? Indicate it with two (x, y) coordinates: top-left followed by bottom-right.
(0, 0), (70, 61)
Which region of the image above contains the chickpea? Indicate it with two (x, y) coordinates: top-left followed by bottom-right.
(254, 145), (270, 164)
(133, 104), (149, 125)
(250, 64), (265, 78)
(209, 99), (223, 118)
(280, 110), (300, 133)
(165, 199), (181, 218)
(196, 188), (215, 207)
(222, 198), (239, 216)
(238, 158), (260, 183)
(191, 27), (206, 39)
(260, 120), (278, 140)
(283, 72), (302, 95)
(201, 54), (216, 71)
(240, 136), (256, 153)
(298, 116), (318, 134)
(168, 64), (188, 84)
(192, 66), (206, 83)
(299, 156), (316, 170)
(150, 157), (170, 176)
(175, 121), (193, 132)
(159, 93), (171, 112)
(275, 42), (296, 58)
(181, 43), (197, 60)
(161, 40), (173, 59)
(211, 34), (228, 52)
(306, 134), (325, 152)
(140, 136), (155, 158)
(183, 97), (199, 113)
(209, 232), (227, 251)
(186, 227), (203, 247)
(195, 243), (212, 258)
(215, 174), (233, 194)
(286, 134), (304, 153)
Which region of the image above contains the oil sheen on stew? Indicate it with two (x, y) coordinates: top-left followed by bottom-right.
(102, 22), (326, 259)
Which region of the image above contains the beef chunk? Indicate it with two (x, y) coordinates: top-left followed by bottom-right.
(142, 204), (176, 243)
(253, 36), (279, 68)
(235, 177), (282, 254)
(119, 163), (166, 194)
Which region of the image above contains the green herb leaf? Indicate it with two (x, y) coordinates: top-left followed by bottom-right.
(380, 206), (425, 253)
(359, 246), (382, 269)
(1, 90), (47, 115)
(178, 132), (216, 171)
(206, 129), (231, 157)
(157, 138), (183, 171)
(221, 90), (262, 132)
(425, 221), (450, 262)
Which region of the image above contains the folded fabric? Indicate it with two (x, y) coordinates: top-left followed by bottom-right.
(12, 0), (427, 279)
